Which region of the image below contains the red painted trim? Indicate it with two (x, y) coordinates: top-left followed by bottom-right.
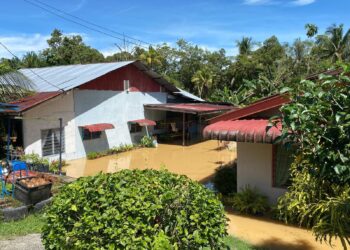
(209, 94), (290, 124)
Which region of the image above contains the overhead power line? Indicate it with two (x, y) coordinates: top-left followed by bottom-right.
(0, 41), (65, 92)
(23, 0), (151, 49)
(32, 0), (152, 47)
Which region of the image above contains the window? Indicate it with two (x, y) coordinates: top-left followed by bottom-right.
(123, 80), (130, 91)
(273, 144), (294, 188)
(41, 128), (65, 156)
(82, 129), (102, 140)
(130, 123), (142, 133)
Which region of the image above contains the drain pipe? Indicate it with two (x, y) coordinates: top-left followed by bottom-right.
(59, 118), (63, 175)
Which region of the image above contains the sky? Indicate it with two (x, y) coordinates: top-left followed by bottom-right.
(0, 0), (349, 58)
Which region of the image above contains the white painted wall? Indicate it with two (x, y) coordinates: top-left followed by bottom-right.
(237, 142), (286, 204)
(22, 91), (76, 161)
(73, 89), (167, 159)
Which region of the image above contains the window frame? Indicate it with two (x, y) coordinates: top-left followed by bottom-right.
(41, 128), (65, 157)
(82, 129), (102, 141)
(130, 123), (142, 133)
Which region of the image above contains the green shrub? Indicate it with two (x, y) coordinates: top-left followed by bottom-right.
(42, 170), (228, 249)
(20, 153), (49, 165)
(86, 151), (100, 160)
(213, 161), (237, 195)
(140, 135), (154, 148)
(232, 186), (269, 215)
(49, 160), (67, 173)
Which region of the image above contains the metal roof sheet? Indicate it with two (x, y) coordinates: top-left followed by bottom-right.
(10, 91), (61, 112)
(19, 61), (134, 92)
(174, 88), (204, 102)
(129, 119), (156, 126)
(144, 103), (235, 114)
(80, 123), (115, 132)
(203, 119), (282, 143)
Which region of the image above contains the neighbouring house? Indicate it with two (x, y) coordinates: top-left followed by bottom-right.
(203, 94), (291, 204)
(3, 61), (234, 161)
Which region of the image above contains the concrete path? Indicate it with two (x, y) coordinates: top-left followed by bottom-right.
(0, 234), (44, 250)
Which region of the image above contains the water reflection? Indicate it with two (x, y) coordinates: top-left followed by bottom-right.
(65, 140), (236, 181)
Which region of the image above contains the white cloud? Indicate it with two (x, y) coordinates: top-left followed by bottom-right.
(291, 0), (315, 6)
(0, 34), (49, 58)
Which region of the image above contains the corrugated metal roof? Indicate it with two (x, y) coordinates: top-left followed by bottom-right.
(203, 119), (282, 143)
(80, 123), (115, 132)
(174, 88), (204, 102)
(144, 103), (236, 114)
(10, 91), (61, 112)
(209, 94), (289, 124)
(19, 61), (134, 92)
(129, 119), (156, 126)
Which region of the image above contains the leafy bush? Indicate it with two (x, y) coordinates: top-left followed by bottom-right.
(49, 160), (67, 173)
(140, 135), (154, 148)
(42, 170), (227, 249)
(20, 153), (49, 165)
(232, 186), (269, 215)
(86, 151), (101, 160)
(213, 161), (237, 195)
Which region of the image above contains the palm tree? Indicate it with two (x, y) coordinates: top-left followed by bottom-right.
(191, 68), (214, 98)
(0, 61), (33, 103)
(316, 24), (350, 62)
(138, 46), (163, 70)
(236, 37), (254, 56)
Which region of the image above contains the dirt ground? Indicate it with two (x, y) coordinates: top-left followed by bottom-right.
(227, 212), (344, 250)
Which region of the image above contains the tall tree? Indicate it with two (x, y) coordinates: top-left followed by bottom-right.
(316, 24), (350, 62)
(191, 67), (214, 98)
(236, 37), (254, 55)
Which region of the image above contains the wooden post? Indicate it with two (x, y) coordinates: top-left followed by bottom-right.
(145, 125), (149, 137)
(182, 113), (185, 146)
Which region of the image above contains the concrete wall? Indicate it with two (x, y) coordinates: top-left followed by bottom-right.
(22, 91), (76, 161)
(73, 89), (167, 159)
(237, 142), (286, 204)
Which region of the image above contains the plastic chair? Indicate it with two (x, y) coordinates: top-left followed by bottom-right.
(10, 160), (29, 197)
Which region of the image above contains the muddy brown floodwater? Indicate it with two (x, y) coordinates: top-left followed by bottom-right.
(65, 140), (236, 181)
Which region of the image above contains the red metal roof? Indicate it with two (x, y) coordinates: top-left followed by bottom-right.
(144, 103), (236, 114)
(129, 119), (156, 126)
(81, 123), (115, 132)
(209, 94), (290, 124)
(203, 119), (282, 143)
(10, 92), (61, 112)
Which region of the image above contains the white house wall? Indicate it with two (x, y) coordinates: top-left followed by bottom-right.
(73, 89), (167, 159)
(22, 91), (76, 161)
(236, 142), (286, 204)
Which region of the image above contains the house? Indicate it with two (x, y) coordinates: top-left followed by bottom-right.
(5, 61), (233, 161)
(203, 94), (291, 204)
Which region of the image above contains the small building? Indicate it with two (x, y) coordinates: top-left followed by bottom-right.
(203, 94), (291, 204)
(4, 61), (234, 161)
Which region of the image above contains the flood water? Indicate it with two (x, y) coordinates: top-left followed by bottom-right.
(65, 140), (236, 182)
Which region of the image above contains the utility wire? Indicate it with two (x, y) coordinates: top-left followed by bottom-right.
(23, 0), (150, 49)
(31, 0), (153, 47)
(0, 41), (65, 92)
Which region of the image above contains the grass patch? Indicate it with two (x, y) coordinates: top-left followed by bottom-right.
(0, 213), (45, 239)
(203, 235), (261, 250)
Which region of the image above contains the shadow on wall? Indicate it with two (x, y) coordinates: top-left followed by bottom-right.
(80, 130), (110, 154)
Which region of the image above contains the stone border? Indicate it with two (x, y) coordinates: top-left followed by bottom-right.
(0, 197), (53, 222)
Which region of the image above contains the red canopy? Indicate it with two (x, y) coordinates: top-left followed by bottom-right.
(129, 119), (156, 126)
(81, 123), (114, 132)
(203, 119), (282, 143)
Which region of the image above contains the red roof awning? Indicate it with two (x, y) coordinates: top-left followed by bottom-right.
(81, 123), (114, 132)
(203, 119), (282, 144)
(129, 119), (156, 126)
(144, 103), (236, 114)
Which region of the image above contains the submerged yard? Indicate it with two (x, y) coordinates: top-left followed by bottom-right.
(65, 140), (236, 181)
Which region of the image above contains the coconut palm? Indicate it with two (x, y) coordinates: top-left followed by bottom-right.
(191, 68), (214, 98)
(236, 37), (254, 56)
(0, 61), (33, 103)
(138, 46), (163, 70)
(316, 24), (350, 62)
